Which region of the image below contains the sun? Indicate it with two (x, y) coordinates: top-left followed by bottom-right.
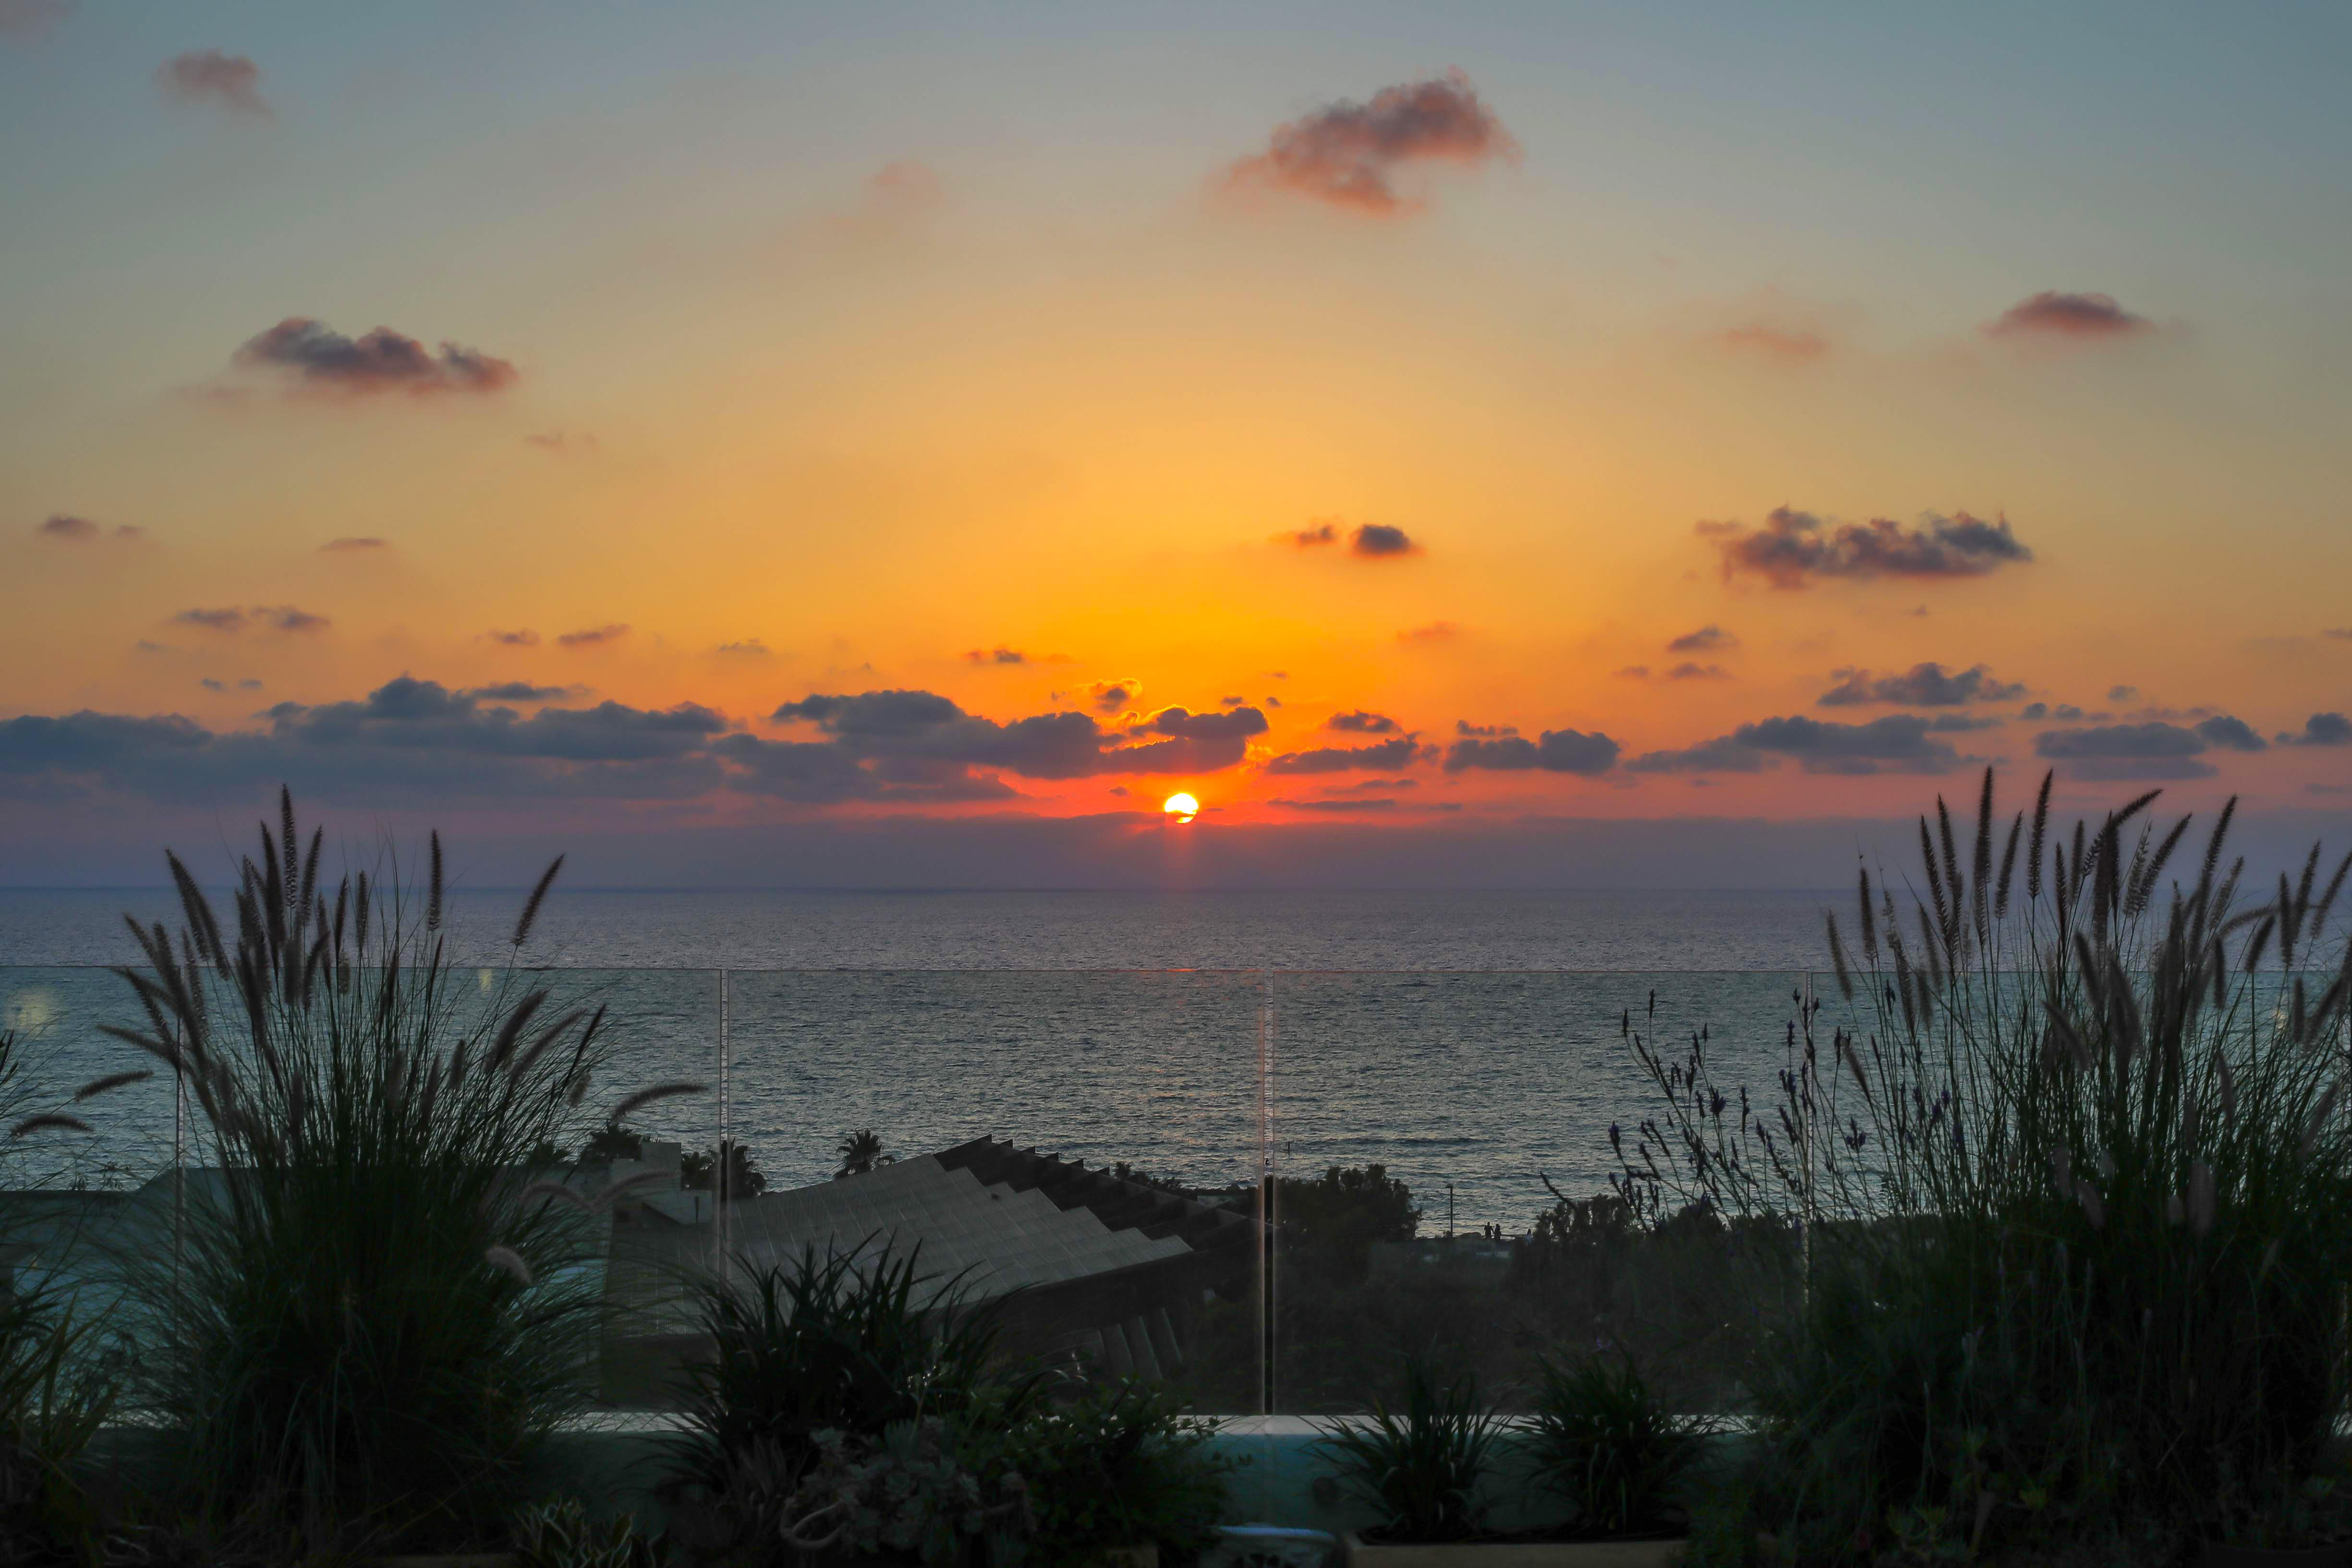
(1163, 792), (1200, 822)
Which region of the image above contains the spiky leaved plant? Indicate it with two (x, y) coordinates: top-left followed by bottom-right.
(0, 1030), (148, 1554)
(1617, 770), (2352, 1558)
(1313, 1357), (1503, 1543)
(102, 789), (703, 1554)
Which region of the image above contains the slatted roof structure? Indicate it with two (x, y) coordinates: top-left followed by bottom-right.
(643, 1137), (1255, 1381)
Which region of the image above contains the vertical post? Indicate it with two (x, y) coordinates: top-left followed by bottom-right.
(1255, 972), (1276, 1420)
(172, 1039), (185, 1307)
(715, 968), (731, 1279)
(1801, 972), (1816, 1307)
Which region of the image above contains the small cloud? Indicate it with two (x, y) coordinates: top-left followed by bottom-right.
(1270, 796), (1402, 812)
(963, 645), (1072, 666)
(525, 431), (598, 454)
(2324, 629), (2352, 641)
(0, 1), (75, 42)
(170, 604), (325, 635)
(1397, 621), (1460, 645)
(1327, 710), (1400, 734)
(1615, 665), (1651, 680)
(1079, 679), (1141, 715)
(134, 639), (166, 653)
(464, 681), (578, 703)
(199, 678), (227, 692)
(2035, 722), (2217, 780)
(1818, 663), (2027, 707)
(485, 628), (540, 647)
(34, 513), (142, 543)
(1224, 70), (1516, 217)
(1264, 670), (1289, 679)
(233, 318), (517, 397)
(1455, 721), (1516, 737)
(1285, 519), (1419, 557)
(1444, 729), (1620, 776)
(717, 639), (771, 657)
(1666, 662), (1729, 681)
(1350, 523), (1417, 558)
(1629, 714), (1966, 777)
(1666, 625), (1737, 654)
(2280, 712), (2352, 748)
(1265, 695), (1283, 708)
(557, 623), (630, 648)
(2194, 715), (2267, 753)
(320, 536), (388, 553)
(869, 159), (945, 209)
(1705, 506), (2034, 589)
(238, 677), (262, 690)
(159, 49), (268, 116)
(1286, 520), (1341, 548)
(1264, 736), (1431, 775)
(1714, 325), (1829, 362)
(2107, 685), (2139, 703)
(1983, 291), (2151, 341)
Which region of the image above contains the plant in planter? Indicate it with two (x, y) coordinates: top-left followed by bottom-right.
(778, 1418), (1031, 1568)
(1523, 1351), (1709, 1543)
(997, 1375), (1237, 1568)
(2199, 1473), (2352, 1568)
(1315, 1358), (1502, 1550)
(0, 1027), (162, 1563)
(670, 1239), (1043, 1556)
(512, 1496), (668, 1568)
(103, 790), (703, 1559)
(1613, 770), (2352, 1563)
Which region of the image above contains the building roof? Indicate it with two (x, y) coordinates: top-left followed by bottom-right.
(715, 1137), (1252, 1302)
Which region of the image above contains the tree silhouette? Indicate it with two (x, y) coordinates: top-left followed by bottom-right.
(834, 1128), (894, 1180)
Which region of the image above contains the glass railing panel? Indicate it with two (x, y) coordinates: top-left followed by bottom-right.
(1264, 970), (1810, 1416)
(719, 969), (1270, 1420)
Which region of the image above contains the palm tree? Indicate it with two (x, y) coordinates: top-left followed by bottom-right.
(834, 1129), (893, 1180)
(681, 1141), (766, 1202)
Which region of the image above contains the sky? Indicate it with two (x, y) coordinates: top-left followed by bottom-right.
(3, 2), (2350, 887)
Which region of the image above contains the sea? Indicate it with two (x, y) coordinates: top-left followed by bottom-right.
(0, 888), (1839, 1229)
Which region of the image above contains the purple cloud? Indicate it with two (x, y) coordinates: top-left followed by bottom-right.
(159, 49), (268, 115)
(235, 318), (517, 396)
(1984, 291), (2151, 341)
(1226, 71), (1515, 216)
(1704, 506), (2033, 588)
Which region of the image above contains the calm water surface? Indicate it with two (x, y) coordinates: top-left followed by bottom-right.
(0, 888), (1831, 1227)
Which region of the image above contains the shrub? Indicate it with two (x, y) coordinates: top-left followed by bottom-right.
(779, 1418), (1030, 1568)
(1314, 1357), (1502, 1543)
(673, 1240), (1041, 1544)
(1617, 770), (2352, 1559)
(1276, 1164), (1418, 1283)
(1000, 1375), (1236, 1568)
(0, 1029), (154, 1561)
(1524, 1351), (1710, 1537)
(512, 1495), (668, 1568)
(104, 790), (697, 1553)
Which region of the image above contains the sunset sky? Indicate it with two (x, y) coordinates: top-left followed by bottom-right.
(4, 2), (2349, 885)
